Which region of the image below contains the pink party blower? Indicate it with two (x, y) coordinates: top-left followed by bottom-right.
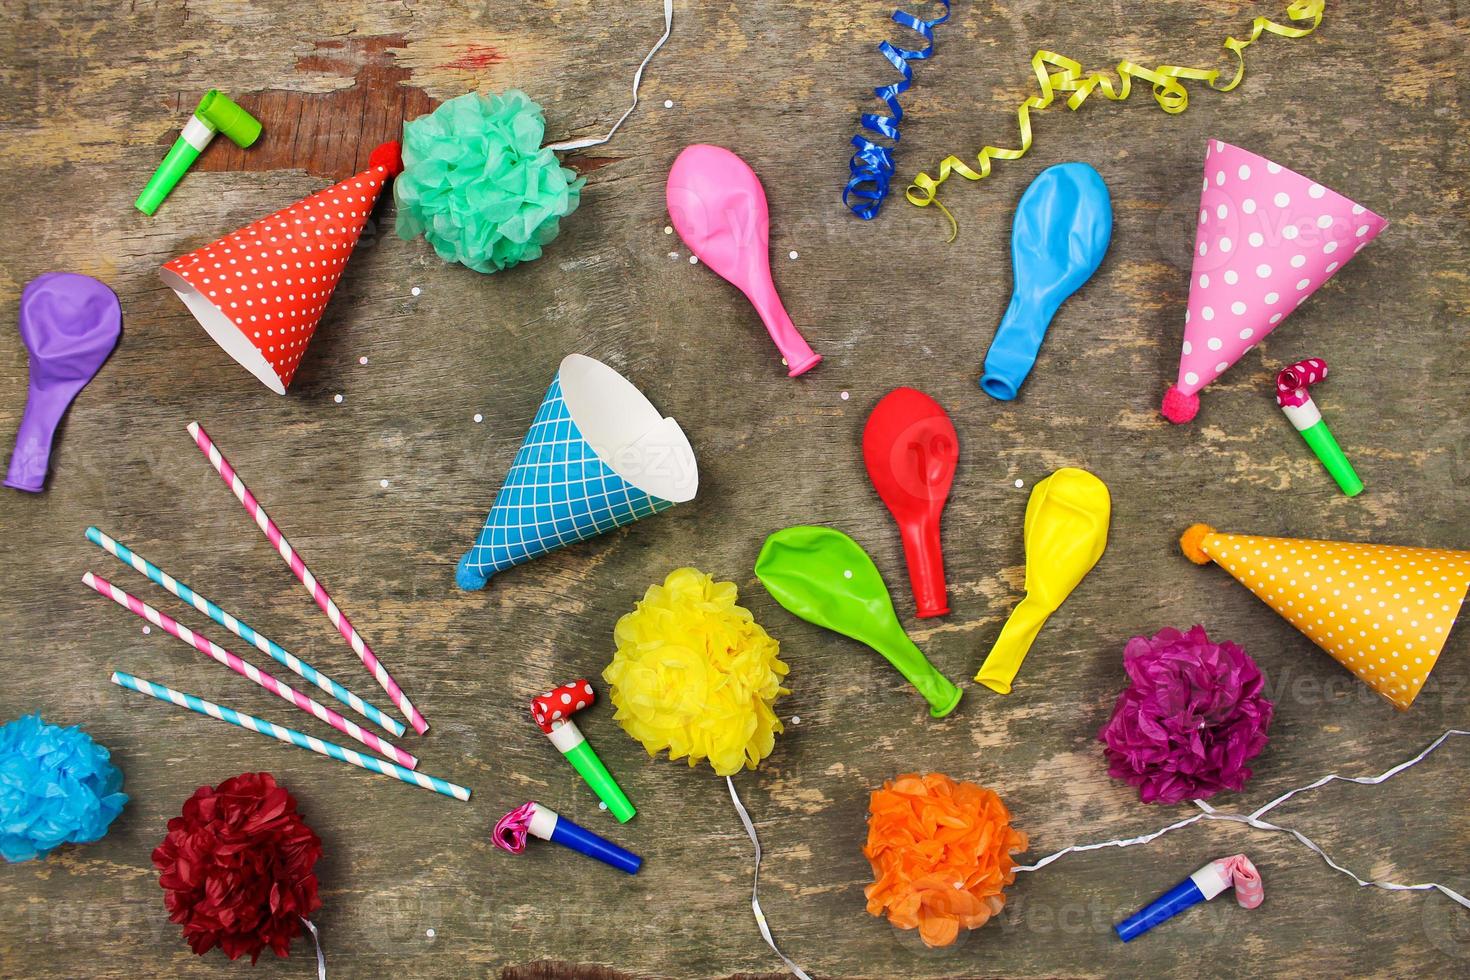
(1161, 141), (1386, 424)
(666, 144), (821, 377)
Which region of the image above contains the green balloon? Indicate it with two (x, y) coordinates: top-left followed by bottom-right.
(755, 526), (962, 718)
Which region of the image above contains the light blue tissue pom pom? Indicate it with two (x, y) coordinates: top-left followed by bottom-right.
(0, 714), (127, 862)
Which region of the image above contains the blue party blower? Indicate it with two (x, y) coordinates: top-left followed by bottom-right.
(493, 801), (642, 875)
(980, 162), (1113, 401)
(1115, 855), (1262, 942)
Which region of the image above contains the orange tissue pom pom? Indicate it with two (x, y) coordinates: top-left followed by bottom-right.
(862, 772), (1028, 948)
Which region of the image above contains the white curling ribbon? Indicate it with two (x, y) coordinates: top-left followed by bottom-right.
(300, 917), (326, 980)
(1015, 729), (1470, 912)
(727, 777), (813, 980)
(544, 0), (675, 152)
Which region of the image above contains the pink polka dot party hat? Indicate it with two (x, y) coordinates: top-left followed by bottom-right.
(1161, 141), (1387, 424)
(161, 142), (402, 394)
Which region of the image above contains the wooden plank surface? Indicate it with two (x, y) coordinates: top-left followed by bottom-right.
(2, 1), (1468, 977)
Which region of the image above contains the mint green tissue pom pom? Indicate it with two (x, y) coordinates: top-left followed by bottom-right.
(395, 91), (585, 274)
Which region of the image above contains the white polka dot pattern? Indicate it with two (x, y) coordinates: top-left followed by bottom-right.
(1200, 530), (1470, 710)
(1174, 141), (1388, 398)
(163, 148), (399, 391)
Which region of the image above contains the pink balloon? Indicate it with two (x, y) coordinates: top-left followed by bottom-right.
(1161, 141), (1387, 424)
(666, 145), (821, 377)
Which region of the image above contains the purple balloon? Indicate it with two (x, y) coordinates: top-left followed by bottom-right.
(5, 273), (121, 492)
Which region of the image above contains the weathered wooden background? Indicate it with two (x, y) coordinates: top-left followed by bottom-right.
(2, 1), (1468, 977)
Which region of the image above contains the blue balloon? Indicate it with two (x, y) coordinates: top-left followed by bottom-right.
(980, 163), (1113, 401)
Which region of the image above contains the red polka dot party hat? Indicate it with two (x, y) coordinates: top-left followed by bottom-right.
(161, 142), (402, 394)
(1161, 141), (1387, 425)
(1181, 524), (1470, 710)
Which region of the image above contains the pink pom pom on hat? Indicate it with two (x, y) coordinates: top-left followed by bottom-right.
(1161, 141), (1386, 424)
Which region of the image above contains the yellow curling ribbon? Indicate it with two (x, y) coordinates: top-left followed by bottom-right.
(906, 0), (1326, 241)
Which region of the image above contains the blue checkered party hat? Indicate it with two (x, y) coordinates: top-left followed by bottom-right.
(457, 355), (697, 590)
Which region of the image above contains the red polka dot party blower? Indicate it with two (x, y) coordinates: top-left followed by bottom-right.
(531, 679), (635, 823)
(160, 142), (402, 394)
(1161, 140), (1386, 425)
(1274, 357), (1362, 496)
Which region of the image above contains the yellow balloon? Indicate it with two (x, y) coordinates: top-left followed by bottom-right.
(975, 467), (1110, 694)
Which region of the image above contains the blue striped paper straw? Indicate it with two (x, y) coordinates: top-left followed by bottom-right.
(110, 671), (470, 801)
(88, 527), (406, 738)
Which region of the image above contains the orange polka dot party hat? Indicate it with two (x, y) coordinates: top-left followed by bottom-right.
(1181, 524), (1470, 709)
(160, 142), (402, 394)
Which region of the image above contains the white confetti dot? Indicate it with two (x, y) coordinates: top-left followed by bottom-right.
(334, 393), (344, 404)
(788, 250), (799, 260)
(663, 99), (674, 109)
(142, 625), (151, 635)
(840, 391), (850, 400)
(358, 355), (369, 365)
(473, 413), (483, 423)
(689, 255), (699, 265)
(599, 801), (608, 810)
(791, 716), (801, 725)
(843, 569), (853, 579)
(426, 929), (436, 939)
(663, 225), (673, 235)
(380, 479), (390, 489)
(410, 286), (421, 297)
(1014, 478), (1024, 489)
(668, 251), (679, 260)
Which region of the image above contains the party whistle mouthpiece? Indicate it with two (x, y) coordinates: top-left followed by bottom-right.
(136, 90), (262, 216)
(531, 680), (636, 823)
(1115, 854), (1262, 942)
(1275, 358), (1363, 497)
(493, 801), (642, 875)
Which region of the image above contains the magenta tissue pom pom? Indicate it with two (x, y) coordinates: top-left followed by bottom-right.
(1098, 625), (1273, 805)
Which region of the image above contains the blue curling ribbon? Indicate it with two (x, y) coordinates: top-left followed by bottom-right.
(843, 1), (951, 219)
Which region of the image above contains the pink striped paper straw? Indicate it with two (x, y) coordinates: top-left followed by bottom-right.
(186, 421), (429, 734)
(83, 571), (419, 770)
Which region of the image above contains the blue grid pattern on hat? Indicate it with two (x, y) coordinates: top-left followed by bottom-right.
(460, 376), (673, 581)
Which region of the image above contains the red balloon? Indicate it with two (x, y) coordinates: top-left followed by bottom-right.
(862, 388), (958, 618)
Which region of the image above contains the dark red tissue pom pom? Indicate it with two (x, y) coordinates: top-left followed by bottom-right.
(152, 772), (322, 963)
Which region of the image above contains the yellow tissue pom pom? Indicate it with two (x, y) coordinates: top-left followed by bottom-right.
(604, 568), (790, 777)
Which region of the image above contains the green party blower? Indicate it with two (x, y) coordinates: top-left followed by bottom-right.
(1274, 358), (1363, 497)
(755, 526), (962, 717)
(135, 90), (262, 215)
(532, 679), (635, 823)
